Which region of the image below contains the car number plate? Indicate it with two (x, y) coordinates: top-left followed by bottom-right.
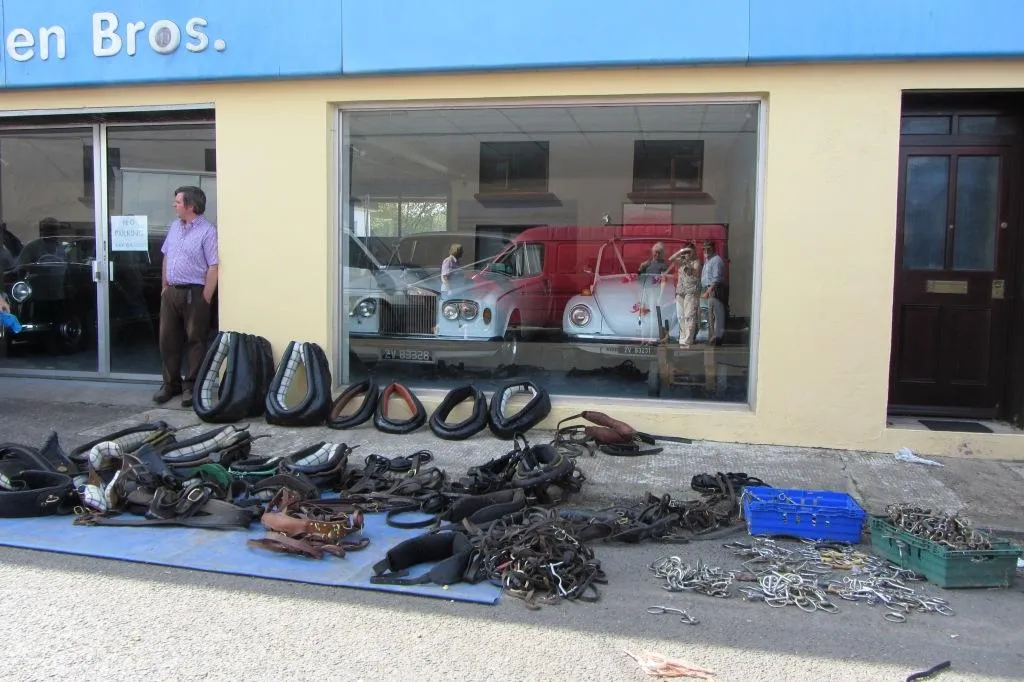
(601, 345), (654, 356)
(380, 348), (434, 363)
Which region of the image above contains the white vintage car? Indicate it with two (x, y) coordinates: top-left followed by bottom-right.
(347, 231), (522, 366)
(562, 239), (709, 358)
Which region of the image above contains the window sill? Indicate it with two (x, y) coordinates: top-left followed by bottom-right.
(474, 191), (561, 207)
(627, 191), (712, 204)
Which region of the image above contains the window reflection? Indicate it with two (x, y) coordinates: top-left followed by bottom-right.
(341, 103), (759, 403)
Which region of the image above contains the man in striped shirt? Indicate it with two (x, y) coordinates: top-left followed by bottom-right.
(153, 186), (219, 408)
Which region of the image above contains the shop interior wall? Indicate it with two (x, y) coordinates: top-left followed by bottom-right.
(4, 60), (1024, 456)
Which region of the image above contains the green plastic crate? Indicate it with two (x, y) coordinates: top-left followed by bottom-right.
(869, 516), (1021, 588)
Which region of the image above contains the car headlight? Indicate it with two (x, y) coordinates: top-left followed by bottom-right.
(441, 301), (460, 321)
(10, 281), (31, 303)
(353, 299), (376, 318)
(441, 300), (479, 321)
(569, 304), (592, 327)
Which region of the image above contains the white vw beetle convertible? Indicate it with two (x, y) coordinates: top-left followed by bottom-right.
(562, 238), (710, 359)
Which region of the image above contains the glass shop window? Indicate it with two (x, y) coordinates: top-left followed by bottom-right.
(340, 102), (760, 404)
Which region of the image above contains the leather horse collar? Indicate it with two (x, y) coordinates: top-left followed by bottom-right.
(327, 379), (380, 430)
(488, 378), (551, 440)
(374, 382), (427, 434)
(429, 384), (488, 440)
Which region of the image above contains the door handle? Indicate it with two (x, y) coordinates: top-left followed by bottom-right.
(992, 279), (1006, 300)
(109, 261), (115, 282)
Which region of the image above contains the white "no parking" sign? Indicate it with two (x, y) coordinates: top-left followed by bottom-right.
(110, 215), (149, 251)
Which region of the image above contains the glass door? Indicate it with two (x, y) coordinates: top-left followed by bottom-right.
(0, 128), (101, 373)
(101, 123), (218, 376)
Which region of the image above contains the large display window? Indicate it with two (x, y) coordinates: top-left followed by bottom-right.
(339, 102), (759, 402)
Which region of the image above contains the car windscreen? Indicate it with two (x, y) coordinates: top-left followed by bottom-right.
(387, 235), (509, 271)
(17, 238), (96, 266)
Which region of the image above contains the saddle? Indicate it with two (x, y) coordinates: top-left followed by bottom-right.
(553, 411), (662, 456)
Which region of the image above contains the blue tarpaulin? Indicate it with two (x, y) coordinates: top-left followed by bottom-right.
(0, 512), (501, 604)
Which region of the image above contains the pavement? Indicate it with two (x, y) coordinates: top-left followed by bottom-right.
(0, 377), (1022, 681)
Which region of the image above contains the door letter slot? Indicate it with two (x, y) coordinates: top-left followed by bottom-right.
(925, 280), (968, 294)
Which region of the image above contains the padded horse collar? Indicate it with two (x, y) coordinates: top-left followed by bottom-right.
(373, 382), (427, 434)
(327, 379), (380, 430)
(0, 465), (75, 518)
(69, 422), (176, 469)
(370, 531), (480, 587)
(278, 441), (352, 488)
(429, 384), (488, 440)
(194, 331), (275, 424)
(159, 425), (257, 467)
(488, 378), (551, 440)
(265, 341), (333, 427)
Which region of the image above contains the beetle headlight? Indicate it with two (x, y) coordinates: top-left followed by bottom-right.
(10, 281), (31, 303)
(569, 304), (592, 327)
(353, 299), (376, 318)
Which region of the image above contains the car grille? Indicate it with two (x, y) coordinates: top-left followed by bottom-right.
(380, 294), (436, 335)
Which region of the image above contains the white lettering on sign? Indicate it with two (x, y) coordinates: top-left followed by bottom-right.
(92, 12), (121, 57)
(110, 215), (149, 252)
(185, 18), (209, 53)
(1, 12), (224, 63)
(126, 21), (145, 57)
(148, 20), (181, 54)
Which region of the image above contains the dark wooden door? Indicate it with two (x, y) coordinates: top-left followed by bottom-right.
(890, 146), (1012, 416)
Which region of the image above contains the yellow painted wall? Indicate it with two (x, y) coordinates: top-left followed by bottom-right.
(2, 60), (1023, 459)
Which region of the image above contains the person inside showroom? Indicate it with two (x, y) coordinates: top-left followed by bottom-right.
(152, 186), (219, 408)
(700, 240), (725, 345)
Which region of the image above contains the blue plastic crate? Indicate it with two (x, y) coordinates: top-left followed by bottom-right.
(741, 486), (867, 543)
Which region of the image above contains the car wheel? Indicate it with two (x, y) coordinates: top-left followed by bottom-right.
(500, 320), (521, 367)
(647, 361), (661, 397)
(48, 312), (90, 355)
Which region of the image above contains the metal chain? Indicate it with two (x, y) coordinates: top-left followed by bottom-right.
(885, 503), (992, 550)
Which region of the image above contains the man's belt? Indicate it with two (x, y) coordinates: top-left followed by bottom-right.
(169, 283), (203, 289)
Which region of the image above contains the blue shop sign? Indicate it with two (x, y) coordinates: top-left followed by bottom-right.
(1, 0), (1023, 89)
(0, 0), (343, 88)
